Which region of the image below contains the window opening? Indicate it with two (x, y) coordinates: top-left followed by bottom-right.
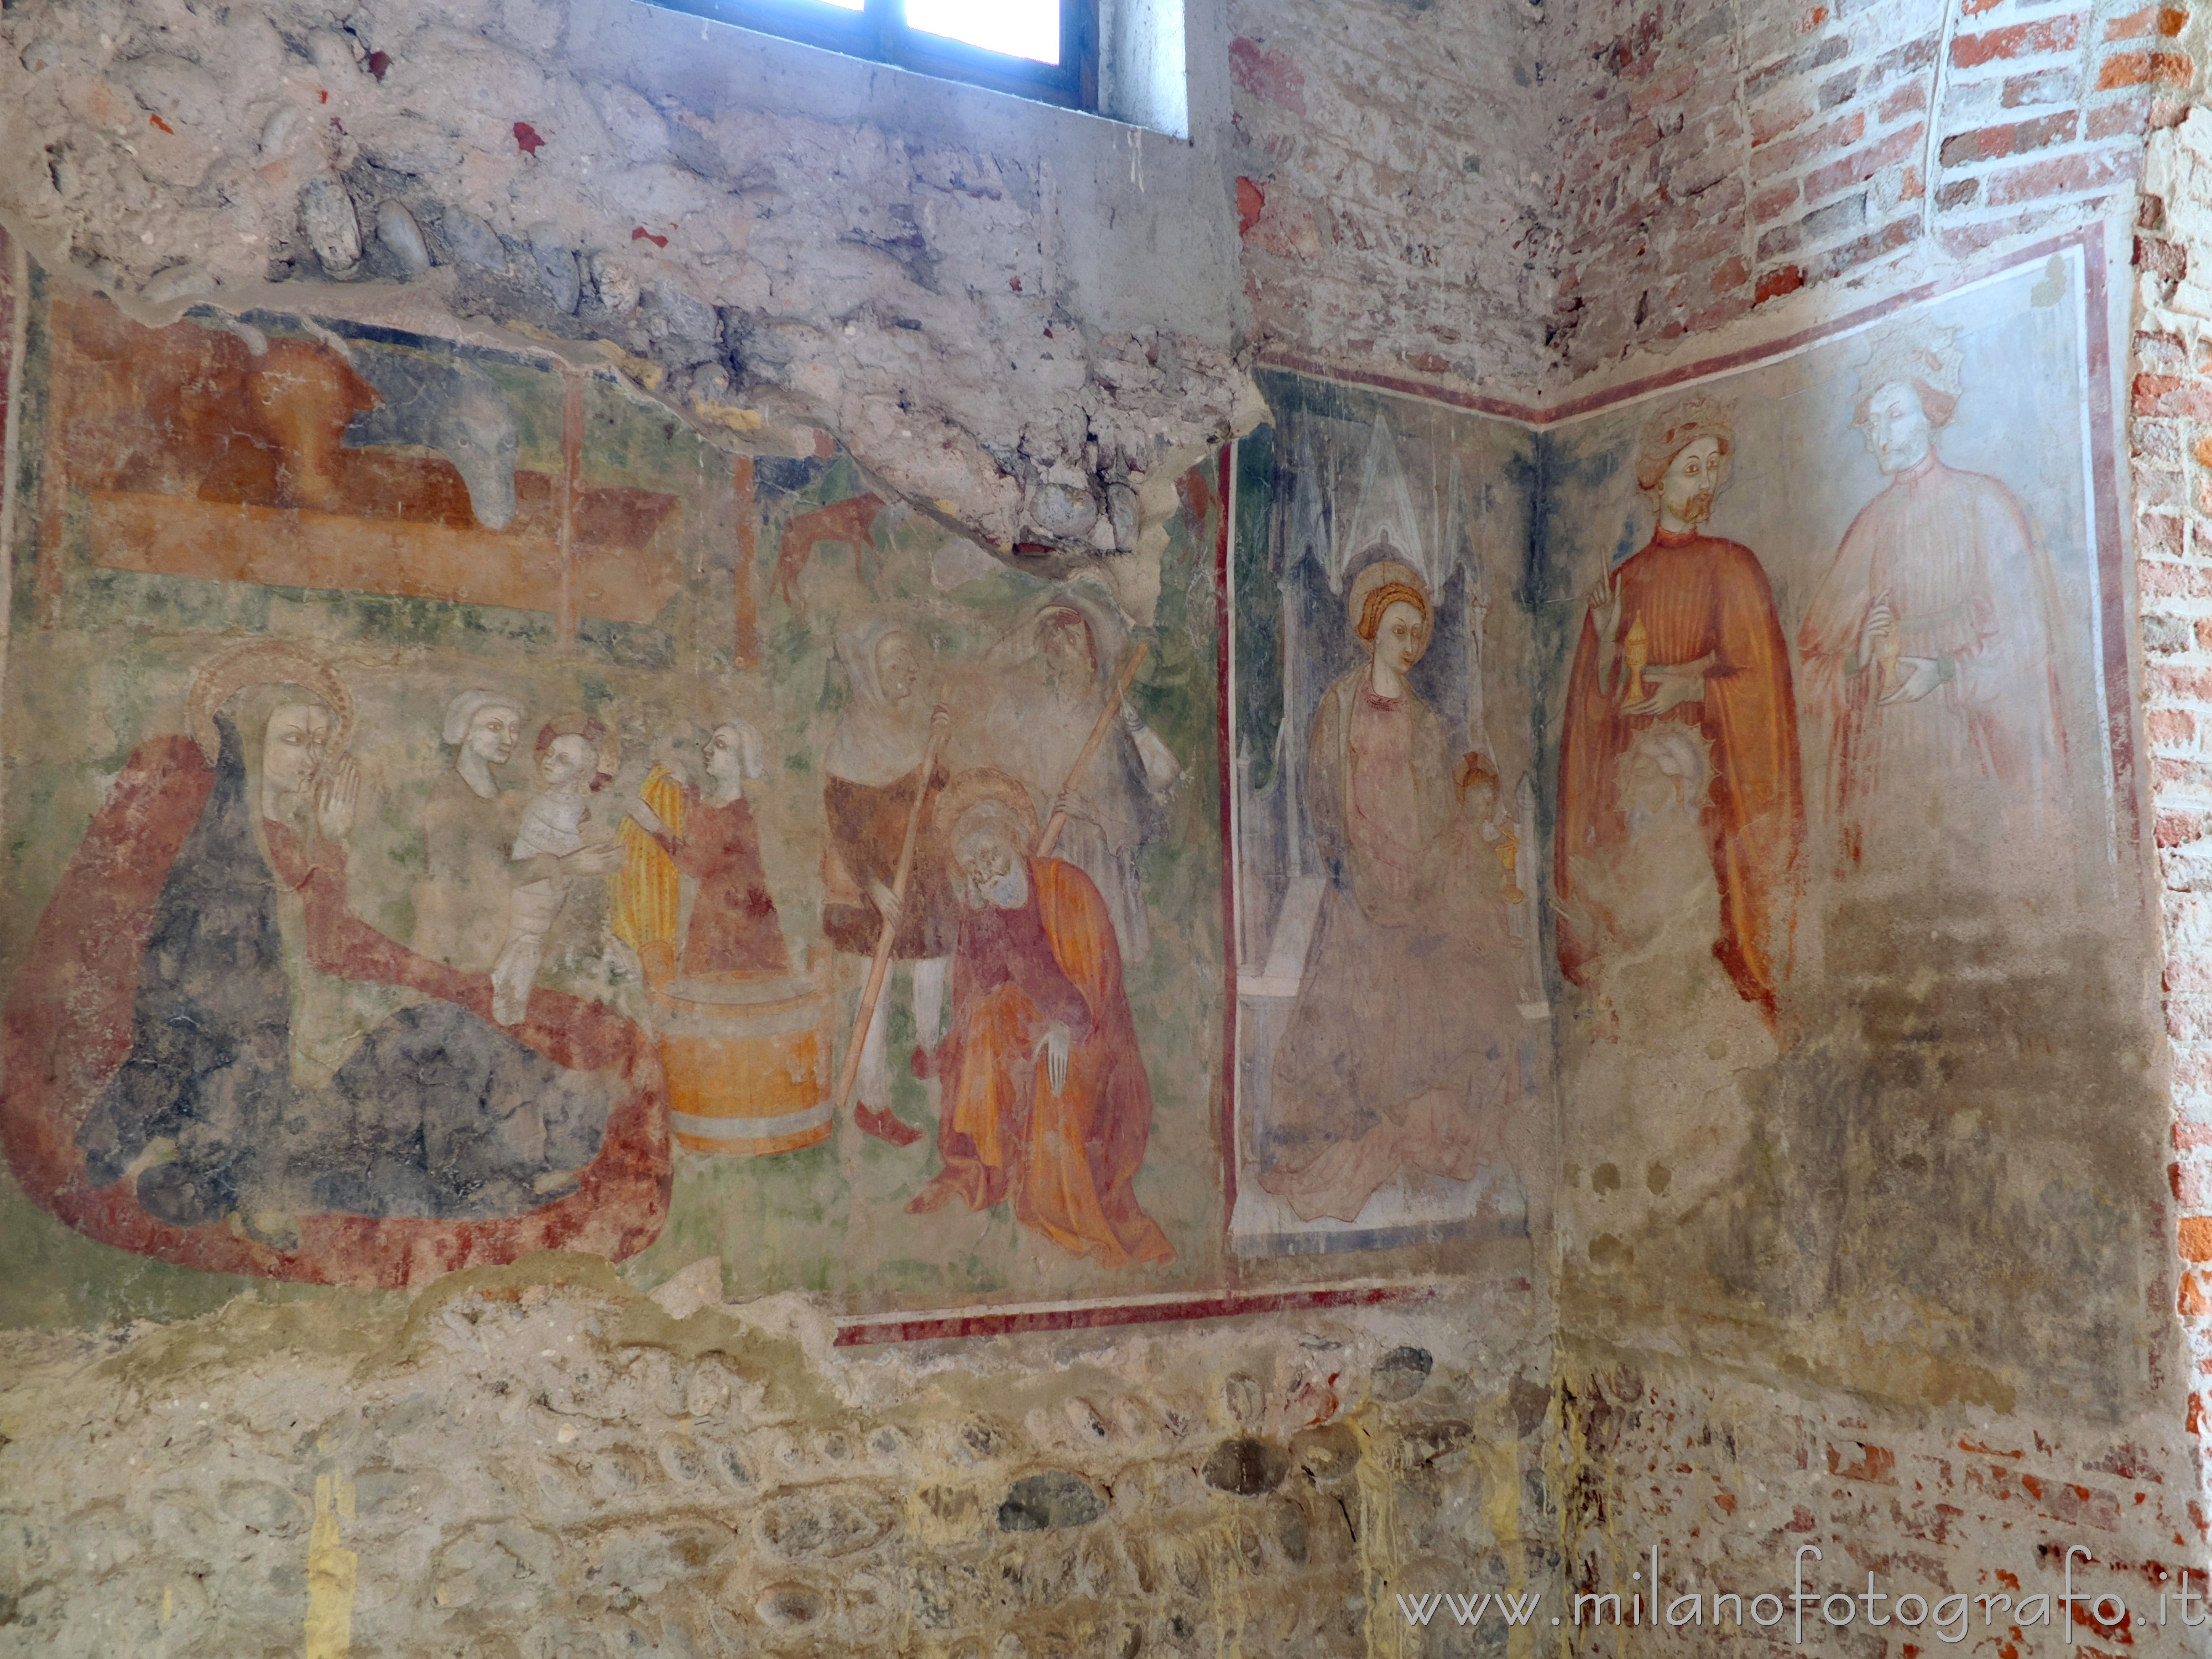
(649, 0), (1099, 111)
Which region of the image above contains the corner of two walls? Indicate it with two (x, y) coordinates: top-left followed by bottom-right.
(0, 0), (2208, 1645)
(1515, 0), (2212, 1639)
(0, 1), (1569, 1649)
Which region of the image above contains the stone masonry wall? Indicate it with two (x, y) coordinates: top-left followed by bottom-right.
(0, 0), (1255, 554)
(0, 1261), (1556, 1657)
(0, 0), (1576, 553)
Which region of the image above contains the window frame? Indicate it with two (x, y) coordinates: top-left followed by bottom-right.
(646, 0), (1101, 113)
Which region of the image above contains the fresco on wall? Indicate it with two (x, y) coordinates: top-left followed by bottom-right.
(4, 243), (2147, 1368)
(1223, 244), (2148, 1406)
(1541, 244), (2152, 1412)
(1228, 376), (1552, 1256)
(0, 284), (1229, 1326)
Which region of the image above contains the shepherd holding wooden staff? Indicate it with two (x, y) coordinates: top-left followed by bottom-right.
(823, 623), (958, 1147)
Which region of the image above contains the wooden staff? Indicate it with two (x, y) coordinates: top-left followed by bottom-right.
(832, 723), (949, 1116)
(1036, 643), (1149, 859)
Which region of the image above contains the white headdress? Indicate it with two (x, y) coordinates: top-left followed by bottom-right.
(442, 688), (526, 746)
(823, 621), (932, 786)
(712, 717), (769, 781)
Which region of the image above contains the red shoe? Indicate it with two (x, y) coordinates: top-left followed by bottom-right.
(910, 1042), (940, 1081)
(855, 1103), (923, 1148)
(906, 1175), (961, 1214)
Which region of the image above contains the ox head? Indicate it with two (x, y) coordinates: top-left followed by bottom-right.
(346, 348), (520, 531)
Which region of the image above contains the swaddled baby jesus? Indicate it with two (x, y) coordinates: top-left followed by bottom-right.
(491, 726), (606, 1026)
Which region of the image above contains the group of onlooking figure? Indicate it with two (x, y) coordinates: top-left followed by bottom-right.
(69, 588), (1183, 1272)
(413, 594), (1184, 1268)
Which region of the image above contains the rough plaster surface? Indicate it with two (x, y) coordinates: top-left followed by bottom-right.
(0, 0), (1256, 551)
(1221, 0), (1559, 393)
(0, 1261), (1553, 1655)
(1, 0), (2209, 1650)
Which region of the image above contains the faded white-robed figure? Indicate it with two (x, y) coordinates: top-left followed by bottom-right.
(1798, 330), (2071, 894)
(491, 715), (620, 1027)
(1560, 726), (1772, 1217)
(981, 590), (1180, 965)
(822, 622), (958, 1146)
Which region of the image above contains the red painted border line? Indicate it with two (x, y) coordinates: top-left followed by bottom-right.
(832, 1282), (1450, 1346)
(1255, 350), (1543, 422)
(1214, 444), (1241, 1270)
(1260, 226), (2108, 426)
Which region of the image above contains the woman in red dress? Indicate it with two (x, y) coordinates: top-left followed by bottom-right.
(627, 721), (789, 981)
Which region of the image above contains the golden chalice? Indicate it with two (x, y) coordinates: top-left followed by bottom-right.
(1622, 615), (1650, 706)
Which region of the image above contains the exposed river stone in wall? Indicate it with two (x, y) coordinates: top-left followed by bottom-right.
(0, 1263), (1555, 1655)
(0, 0), (1251, 552)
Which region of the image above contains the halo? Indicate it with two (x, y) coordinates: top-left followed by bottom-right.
(187, 641), (354, 763)
(936, 766), (1041, 850)
(536, 713), (622, 791)
(1345, 557), (1429, 634)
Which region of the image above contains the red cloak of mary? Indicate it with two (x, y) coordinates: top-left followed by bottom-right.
(1, 653), (671, 1290)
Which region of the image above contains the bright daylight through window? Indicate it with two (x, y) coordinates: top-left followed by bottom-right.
(667, 0), (1090, 108)
(905, 0), (1061, 63)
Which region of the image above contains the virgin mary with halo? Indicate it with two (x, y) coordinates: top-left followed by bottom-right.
(1261, 557), (1524, 1224)
(3, 640), (669, 1287)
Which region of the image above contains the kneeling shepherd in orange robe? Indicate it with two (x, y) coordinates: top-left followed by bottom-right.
(907, 770), (1174, 1268)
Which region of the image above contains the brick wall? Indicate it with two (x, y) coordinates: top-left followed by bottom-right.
(2131, 106), (2212, 1518)
(1559, 1358), (2199, 1657)
(1540, 0), (2212, 1637)
(1223, 0), (1561, 392)
(1552, 0), (2193, 374)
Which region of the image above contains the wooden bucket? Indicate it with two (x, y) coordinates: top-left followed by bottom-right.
(650, 972), (833, 1156)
